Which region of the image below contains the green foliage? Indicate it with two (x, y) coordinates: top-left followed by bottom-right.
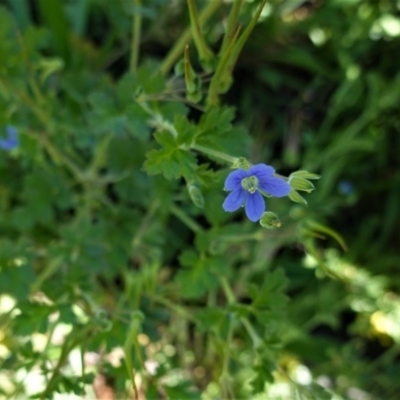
(0, 0), (400, 399)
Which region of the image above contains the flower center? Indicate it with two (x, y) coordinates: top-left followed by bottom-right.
(241, 176), (259, 194)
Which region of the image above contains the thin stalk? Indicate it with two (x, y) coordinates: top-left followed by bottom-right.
(207, 0), (267, 107)
(191, 143), (238, 164)
(226, 0), (267, 69)
(220, 277), (263, 349)
(241, 318), (263, 349)
(206, 25), (242, 108)
(124, 313), (144, 399)
(132, 200), (160, 249)
(219, 0), (243, 56)
(40, 327), (91, 399)
(30, 256), (63, 293)
(170, 203), (202, 233)
(151, 294), (196, 322)
(159, 0), (223, 75)
(186, 0), (213, 65)
(130, 0), (142, 74)
(39, 135), (84, 180)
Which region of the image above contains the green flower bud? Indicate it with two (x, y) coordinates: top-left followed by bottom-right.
(288, 189), (307, 205)
(218, 75), (233, 94)
(289, 176), (315, 193)
(184, 46), (202, 94)
(200, 55), (216, 73)
(187, 89), (202, 104)
(174, 59), (184, 76)
(231, 157), (251, 170)
(290, 170), (320, 180)
(188, 184), (204, 208)
(259, 212), (282, 229)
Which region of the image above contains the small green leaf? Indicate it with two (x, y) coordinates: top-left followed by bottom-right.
(249, 269), (288, 312)
(175, 251), (221, 299)
(250, 362), (274, 395)
(175, 114), (197, 146)
(194, 107), (249, 158)
(143, 132), (197, 180)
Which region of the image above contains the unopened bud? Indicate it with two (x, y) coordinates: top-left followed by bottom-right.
(231, 157), (251, 170)
(289, 176), (315, 193)
(288, 189), (307, 205)
(188, 184), (204, 208)
(290, 170), (320, 180)
(259, 212), (281, 229)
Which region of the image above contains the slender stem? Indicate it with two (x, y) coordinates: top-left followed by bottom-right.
(206, 25), (241, 108)
(159, 0), (223, 75)
(221, 232), (264, 242)
(30, 256), (63, 293)
(130, 0), (142, 74)
(191, 143), (238, 164)
(40, 327), (91, 399)
(39, 135), (84, 180)
(124, 313), (143, 399)
(219, 0), (243, 56)
(220, 277), (235, 305)
(241, 318), (263, 349)
(170, 203), (202, 233)
(151, 294), (196, 322)
(132, 200), (160, 248)
(207, 0), (267, 107)
(220, 321), (234, 399)
(227, 0), (267, 68)
(220, 277), (263, 349)
(186, 0), (213, 64)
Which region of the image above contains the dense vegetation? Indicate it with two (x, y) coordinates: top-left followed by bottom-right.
(1, 0), (400, 399)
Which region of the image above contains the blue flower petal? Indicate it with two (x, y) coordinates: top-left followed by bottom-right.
(223, 187), (246, 212)
(0, 126), (19, 150)
(258, 175), (291, 197)
(248, 164), (275, 179)
(245, 191), (265, 221)
(6, 126), (18, 139)
(224, 169), (248, 190)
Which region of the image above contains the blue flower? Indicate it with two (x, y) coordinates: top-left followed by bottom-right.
(338, 180), (354, 195)
(0, 126), (19, 150)
(222, 164), (291, 222)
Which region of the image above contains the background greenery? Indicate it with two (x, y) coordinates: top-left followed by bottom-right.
(0, 0), (400, 399)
